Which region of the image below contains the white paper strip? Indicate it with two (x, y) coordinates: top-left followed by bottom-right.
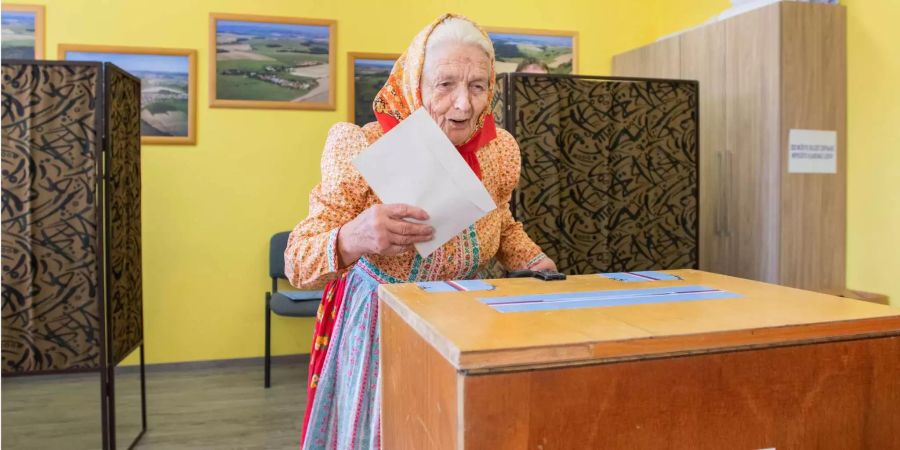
(788, 129), (837, 174)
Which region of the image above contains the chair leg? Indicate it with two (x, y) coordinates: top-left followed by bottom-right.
(265, 292), (272, 388)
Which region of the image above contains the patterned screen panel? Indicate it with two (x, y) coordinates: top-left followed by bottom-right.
(506, 75), (698, 274)
(606, 81), (699, 271)
(105, 64), (143, 366)
(1, 63), (103, 373)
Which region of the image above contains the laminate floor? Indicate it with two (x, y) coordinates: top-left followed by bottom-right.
(2, 358), (308, 450)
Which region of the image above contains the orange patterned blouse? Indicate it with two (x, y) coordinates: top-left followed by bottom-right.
(285, 121), (546, 289)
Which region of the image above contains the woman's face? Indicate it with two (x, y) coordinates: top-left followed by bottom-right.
(421, 43), (491, 146)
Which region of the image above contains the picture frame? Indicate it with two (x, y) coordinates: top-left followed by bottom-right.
(1, 4), (45, 59)
(60, 44), (198, 145)
(347, 52), (398, 126)
(209, 13), (337, 110)
(484, 27), (578, 74)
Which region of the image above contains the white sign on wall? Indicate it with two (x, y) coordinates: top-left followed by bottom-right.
(788, 129), (837, 174)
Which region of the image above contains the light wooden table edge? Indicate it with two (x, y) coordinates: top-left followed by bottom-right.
(458, 325), (900, 374)
(380, 284), (900, 374)
(379, 287), (462, 365)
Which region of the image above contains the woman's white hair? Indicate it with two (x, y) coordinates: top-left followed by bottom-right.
(426, 17), (495, 60)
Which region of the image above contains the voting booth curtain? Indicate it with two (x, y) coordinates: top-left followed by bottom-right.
(494, 74), (699, 275)
(1, 60), (145, 449)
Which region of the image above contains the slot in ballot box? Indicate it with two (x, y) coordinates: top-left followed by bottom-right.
(379, 270), (900, 449)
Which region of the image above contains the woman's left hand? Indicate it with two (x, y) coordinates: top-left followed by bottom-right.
(530, 257), (558, 273)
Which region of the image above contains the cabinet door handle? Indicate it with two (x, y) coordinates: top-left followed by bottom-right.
(716, 151), (724, 236)
(725, 150), (733, 237)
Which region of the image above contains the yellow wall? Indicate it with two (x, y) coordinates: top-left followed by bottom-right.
(23, 0), (660, 363)
(647, 0), (900, 307)
(19, 0), (897, 365)
(844, 1), (900, 307)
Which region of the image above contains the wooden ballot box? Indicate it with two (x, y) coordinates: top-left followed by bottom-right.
(379, 270), (900, 449)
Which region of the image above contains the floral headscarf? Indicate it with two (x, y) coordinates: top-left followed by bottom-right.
(372, 13), (498, 178)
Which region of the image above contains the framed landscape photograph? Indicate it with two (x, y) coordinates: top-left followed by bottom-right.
(1, 4), (45, 59)
(347, 52), (398, 126)
(60, 44), (197, 145)
(210, 13), (336, 110)
(485, 27), (578, 74)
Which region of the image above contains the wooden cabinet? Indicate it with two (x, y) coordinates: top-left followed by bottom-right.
(726, 5), (782, 283)
(612, 3), (846, 291)
(609, 37), (680, 78)
(680, 21), (729, 274)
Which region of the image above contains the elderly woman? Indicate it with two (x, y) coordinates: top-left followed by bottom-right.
(286, 14), (556, 449)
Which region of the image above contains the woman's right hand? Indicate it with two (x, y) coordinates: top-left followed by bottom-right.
(337, 204), (434, 266)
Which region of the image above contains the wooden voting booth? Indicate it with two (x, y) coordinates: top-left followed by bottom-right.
(380, 271), (900, 449)
(2, 60), (145, 450)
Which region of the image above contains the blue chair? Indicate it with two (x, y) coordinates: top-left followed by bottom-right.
(265, 231), (322, 388)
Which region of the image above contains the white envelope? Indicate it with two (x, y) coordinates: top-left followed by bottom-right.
(352, 108), (497, 257)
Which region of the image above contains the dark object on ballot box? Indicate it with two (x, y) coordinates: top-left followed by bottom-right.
(508, 269), (567, 281)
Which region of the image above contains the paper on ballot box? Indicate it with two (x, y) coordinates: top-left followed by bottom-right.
(351, 108), (497, 257)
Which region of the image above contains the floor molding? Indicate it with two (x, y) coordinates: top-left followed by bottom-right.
(118, 353), (310, 374)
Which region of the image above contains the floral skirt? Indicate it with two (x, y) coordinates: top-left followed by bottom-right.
(301, 265), (381, 450)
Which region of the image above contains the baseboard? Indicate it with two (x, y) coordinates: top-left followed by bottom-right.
(117, 353), (310, 374)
